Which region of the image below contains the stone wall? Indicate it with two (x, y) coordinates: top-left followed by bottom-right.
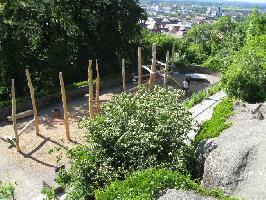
(0, 75), (124, 121)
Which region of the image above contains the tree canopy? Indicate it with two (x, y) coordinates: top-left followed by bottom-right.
(0, 0), (144, 99)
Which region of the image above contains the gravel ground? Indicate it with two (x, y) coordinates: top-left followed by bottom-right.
(0, 73), (219, 200)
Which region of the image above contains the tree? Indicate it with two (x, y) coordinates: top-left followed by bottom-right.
(0, 0), (144, 98)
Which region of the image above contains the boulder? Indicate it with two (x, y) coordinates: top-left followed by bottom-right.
(194, 139), (217, 178)
(201, 103), (266, 199)
(157, 189), (217, 200)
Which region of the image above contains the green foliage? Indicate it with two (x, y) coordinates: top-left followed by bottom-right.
(0, 0), (144, 100)
(57, 86), (193, 199)
(139, 29), (183, 64)
(96, 168), (238, 200)
(203, 49), (235, 73)
(246, 7), (266, 40)
(194, 98), (235, 144)
(183, 82), (223, 109)
(41, 187), (56, 200)
(0, 180), (15, 200)
(223, 35), (266, 103)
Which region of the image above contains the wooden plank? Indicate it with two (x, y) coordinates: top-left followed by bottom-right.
(142, 65), (153, 74)
(25, 69), (40, 136)
(164, 51), (170, 89)
(11, 79), (20, 152)
(157, 61), (166, 66)
(88, 60), (94, 118)
(96, 60), (101, 113)
(138, 47), (142, 85)
(122, 59), (126, 92)
(7, 110), (34, 122)
(59, 72), (71, 140)
(18, 119), (34, 136)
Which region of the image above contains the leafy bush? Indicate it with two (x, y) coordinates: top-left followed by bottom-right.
(57, 86), (192, 199)
(0, 180), (15, 200)
(223, 35), (266, 103)
(96, 168), (238, 200)
(194, 98), (235, 144)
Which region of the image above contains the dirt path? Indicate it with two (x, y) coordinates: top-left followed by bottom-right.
(0, 73), (219, 200)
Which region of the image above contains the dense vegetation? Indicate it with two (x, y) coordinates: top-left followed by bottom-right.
(194, 97), (235, 145)
(0, 180), (15, 200)
(96, 168), (237, 200)
(0, 0), (145, 100)
(57, 86), (192, 199)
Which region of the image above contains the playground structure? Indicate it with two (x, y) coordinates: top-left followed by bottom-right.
(10, 43), (179, 152)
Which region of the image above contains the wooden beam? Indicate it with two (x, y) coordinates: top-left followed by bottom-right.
(59, 72), (70, 140)
(164, 51), (170, 89)
(138, 47), (142, 85)
(11, 79), (20, 152)
(7, 110), (33, 122)
(96, 60), (101, 113)
(25, 69), (40, 136)
(122, 59), (126, 92)
(18, 119), (34, 137)
(88, 60), (94, 118)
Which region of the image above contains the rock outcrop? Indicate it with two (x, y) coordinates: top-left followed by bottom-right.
(199, 102), (266, 200)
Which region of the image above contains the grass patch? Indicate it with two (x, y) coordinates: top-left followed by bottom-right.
(183, 82), (223, 109)
(194, 97), (235, 144)
(0, 180), (15, 200)
(96, 168), (238, 200)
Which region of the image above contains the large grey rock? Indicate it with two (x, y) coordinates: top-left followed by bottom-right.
(157, 189), (217, 200)
(195, 139), (217, 178)
(202, 103), (266, 200)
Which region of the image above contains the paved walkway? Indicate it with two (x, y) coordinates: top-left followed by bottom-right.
(188, 90), (227, 139)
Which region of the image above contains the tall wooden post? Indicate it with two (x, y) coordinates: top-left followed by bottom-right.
(122, 59), (126, 92)
(138, 47), (142, 85)
(96, 60), (100, 113)
(171, 43), (175, 66)
(88, 60), (94, 118)
(150, 43), (156, 90)
(11, 79), (20, 152)
(59, 72), (70, 140)
(164, 51), (170, 89)
(25, 69), (40, 136)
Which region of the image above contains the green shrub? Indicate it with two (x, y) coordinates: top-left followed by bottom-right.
(57, 86), (192, 199)
(223, 35), (266, 103)
(194, 98), (235, 144)
(0, 180), (15, 200)
(96, 168), (238, 200)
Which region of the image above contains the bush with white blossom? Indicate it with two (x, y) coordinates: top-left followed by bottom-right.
(57, 86), (192, 199)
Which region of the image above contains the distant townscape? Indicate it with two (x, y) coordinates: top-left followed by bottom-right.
(140, 0), (266, 38)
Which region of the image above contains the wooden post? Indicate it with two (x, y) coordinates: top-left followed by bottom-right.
(164, 51), (170, 89)
(59, 72), (70, 140)
(25, 69), (40, 136)
(11, 79), (20, 152)
(171, 43), (175, 65)
(150, 43), (156, 90)
(88, 60), (94, 118)
(138, 47), (142, 85)
(122, 59), (126, 92)
(96, 60), (100, 113)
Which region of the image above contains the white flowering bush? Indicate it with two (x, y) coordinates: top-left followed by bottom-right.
(57, 86), (192, 199)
